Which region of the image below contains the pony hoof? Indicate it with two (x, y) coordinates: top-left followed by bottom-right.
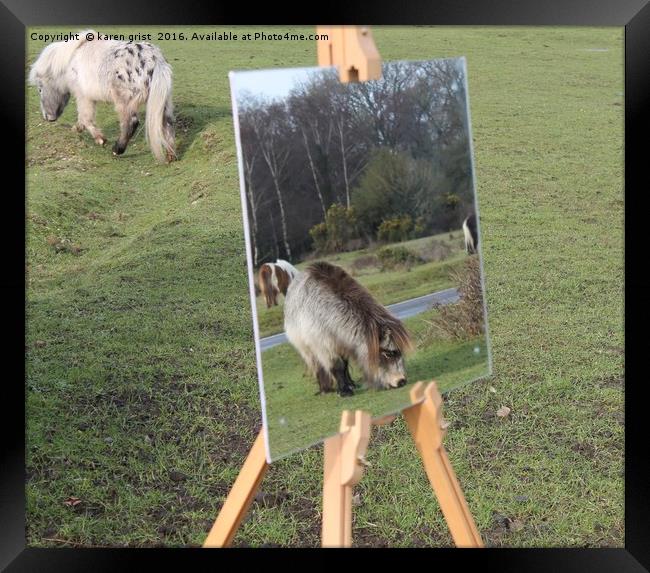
(112, 143), (126, 156)
(96, 138), (106, 146)
(338, 388), (354, 397)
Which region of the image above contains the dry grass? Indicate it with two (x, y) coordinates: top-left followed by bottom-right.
(426, 255), (485, 340)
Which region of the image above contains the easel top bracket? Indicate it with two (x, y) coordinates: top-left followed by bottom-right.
(316, 26), (382, 83)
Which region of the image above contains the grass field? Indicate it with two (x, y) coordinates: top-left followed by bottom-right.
(256, 230), (467, 337)
(263, 308), (489, 460)
(26, 26), (623, 547)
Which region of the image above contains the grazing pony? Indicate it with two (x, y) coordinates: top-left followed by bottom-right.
(462, 213), (479, 255)
(284, 261), (412, 397)
(28, 31), (176, 162)
(258, 259), (298, 308)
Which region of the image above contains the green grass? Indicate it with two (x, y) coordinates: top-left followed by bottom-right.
(26, 26), (623, 548)
(256, 230), (467, 337)
(263, 309), (489, 460)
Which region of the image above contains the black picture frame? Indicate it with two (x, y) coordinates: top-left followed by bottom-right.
(5, 0), (646, 569)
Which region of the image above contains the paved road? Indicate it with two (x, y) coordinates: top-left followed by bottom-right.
(259, 287), (460, 352)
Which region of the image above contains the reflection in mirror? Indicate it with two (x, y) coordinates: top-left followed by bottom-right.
(230, 58), (491, 462)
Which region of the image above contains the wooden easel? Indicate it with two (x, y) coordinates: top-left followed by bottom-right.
(203, 27), (483, 548)
(204, 381), (483, 548)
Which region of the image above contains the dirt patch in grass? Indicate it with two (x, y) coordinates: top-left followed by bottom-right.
(594, 375), (624, 388)
(46, 236), (83, 255)
(174, 112), (194, 134)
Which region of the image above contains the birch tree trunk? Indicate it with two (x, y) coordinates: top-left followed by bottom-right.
(337, 118), (351, 208)
(243, 154), (259, 266)
(252, 116), (292, 260)
(301, 128), (327, 218)
(270, 175), (292, 259)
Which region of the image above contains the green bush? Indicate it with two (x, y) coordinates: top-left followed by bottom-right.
(377, 245), (424, 271)
(414, 216), (427, 237)
(309, 222), (329, 253)
(350, 254), (379, 275)
(377, 215), (414, 243)
(351, 146), (473, 237)
(308, 204), (359, 254)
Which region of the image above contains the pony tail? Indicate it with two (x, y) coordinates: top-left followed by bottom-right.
(275, 266), (291, 295)
(259, 264), (275, 307)
(145, 59), (176, 163)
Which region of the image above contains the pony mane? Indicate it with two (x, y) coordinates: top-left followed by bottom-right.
(29, 30), (96, 85)
(307, 261), (413, 368)
(274, 259), (298, 278)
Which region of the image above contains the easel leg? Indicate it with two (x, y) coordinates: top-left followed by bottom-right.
(322, 433), (349, 547)
(321, 410), (371, 547)
(403, 382), (484, 548)
(203, 430), (268, 548)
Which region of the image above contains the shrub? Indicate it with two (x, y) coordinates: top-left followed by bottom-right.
(308, 204), (359, 254)
(377, 215), (414, 243)
(426, 255), (484, 340)
(420, 238), (453, 263)
(414, 216), (427, 237)
(377, 246), (423, 271)
(309, 222), (329, 253)
(350, 254), (379, 274)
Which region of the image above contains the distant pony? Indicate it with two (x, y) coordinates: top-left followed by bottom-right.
(284, 261), (412, 397)
(28, 31), (176, 162)
(258, 259), (298, 308)
(462, 212), (479, 255)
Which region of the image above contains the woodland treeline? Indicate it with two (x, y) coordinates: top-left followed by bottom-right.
(238, 59), (475, 266)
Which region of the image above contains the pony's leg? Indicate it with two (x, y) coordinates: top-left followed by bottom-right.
(316, 365), (336, 395)
(286, 331), (335, 394)
(310, 345), (342, 395)
(112, 100), (140, 156)
(163, 111), (176, 163)
(341, 358), (360, 388)
(331, 357), (355, 397)
(299, 347), (333, 394)
(74, 98), (106, 146)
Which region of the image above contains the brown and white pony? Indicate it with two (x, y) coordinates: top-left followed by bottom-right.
(258, 259), (298, 308)
(284, 261), (412, 396)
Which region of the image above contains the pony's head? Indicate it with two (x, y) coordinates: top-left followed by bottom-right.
(30, 74), (70, 122)
(29, 44), (70, 121)
(367, 318), (413, 390)
(28, 32), (94, 121)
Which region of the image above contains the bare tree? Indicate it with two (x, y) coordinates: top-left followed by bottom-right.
(234, 59), (473, 262)
(288, 79), (335, 216)
(300, 127), (327, 217)
(247, 102), (293, 260)
(243, 148), (260, 266)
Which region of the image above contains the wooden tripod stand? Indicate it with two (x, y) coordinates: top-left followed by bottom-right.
(203, 381), (483, 548)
